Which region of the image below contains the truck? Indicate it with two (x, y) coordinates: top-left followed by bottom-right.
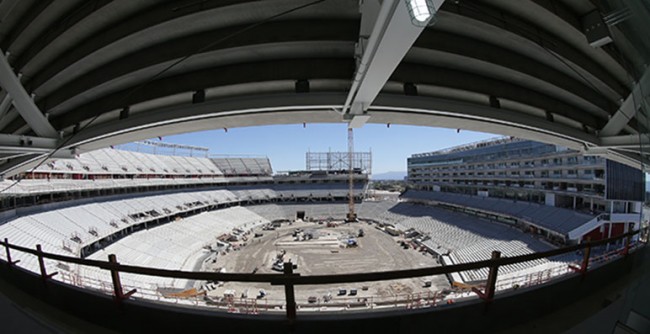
(385, 226), (399, 236)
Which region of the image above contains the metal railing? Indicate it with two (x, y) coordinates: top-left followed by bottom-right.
(0, 229), (644, 321)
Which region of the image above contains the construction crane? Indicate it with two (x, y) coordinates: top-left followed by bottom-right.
(346, 127), (358, 222)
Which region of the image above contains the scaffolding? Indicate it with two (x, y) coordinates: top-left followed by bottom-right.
(305, 151), (372, 174)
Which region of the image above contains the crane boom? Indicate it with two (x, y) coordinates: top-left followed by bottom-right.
(347, 127), (357, 222)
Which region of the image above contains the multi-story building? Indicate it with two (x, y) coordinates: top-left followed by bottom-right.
(407, 137), (644, 243)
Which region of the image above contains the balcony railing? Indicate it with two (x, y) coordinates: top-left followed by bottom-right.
(0, 229), (644, 320)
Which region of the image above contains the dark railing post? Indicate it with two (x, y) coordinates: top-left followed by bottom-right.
(622, 234), (632, 257)
(4, 238), (20, 266)
(283, 262), (297, 322)
(36, 244), (57, 282)
(108, 254), (136, 306)
(580, 241), (592, 275)
(569, 238), (591, 278)
(471, 250), (500, 307)
(484, 251), (500, 302)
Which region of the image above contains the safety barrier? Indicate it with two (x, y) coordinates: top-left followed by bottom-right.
(0, 229), (643, 321)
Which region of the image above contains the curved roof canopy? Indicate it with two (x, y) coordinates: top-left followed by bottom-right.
(0, 0), (648, 178)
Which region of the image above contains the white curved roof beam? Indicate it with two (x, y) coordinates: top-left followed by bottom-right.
(599, 67), (650, 137)
(0, 49), (57, 138)
(0, 91), (11, 118)
(344, 0), (445, 128)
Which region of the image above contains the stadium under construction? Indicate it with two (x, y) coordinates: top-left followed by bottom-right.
(0, 1), (649, 333)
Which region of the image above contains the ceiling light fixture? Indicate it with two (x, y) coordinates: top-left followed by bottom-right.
(406, 0), (437, 27)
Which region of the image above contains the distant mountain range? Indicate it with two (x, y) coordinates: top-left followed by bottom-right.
(372, 171), (407, 180)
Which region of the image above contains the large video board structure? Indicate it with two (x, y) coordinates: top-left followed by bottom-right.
(306, 151), (372, 174)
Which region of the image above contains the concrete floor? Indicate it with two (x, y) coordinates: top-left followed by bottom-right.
(495, 244), (650, 334)
(0, 277), (117, 334)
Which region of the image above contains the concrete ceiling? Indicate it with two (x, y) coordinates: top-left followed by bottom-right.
(0, 0), (648, 178)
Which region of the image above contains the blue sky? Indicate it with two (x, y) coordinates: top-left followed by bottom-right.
(160, 124), (497, 174)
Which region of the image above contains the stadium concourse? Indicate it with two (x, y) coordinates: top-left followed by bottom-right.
(0, 144), (604, 312)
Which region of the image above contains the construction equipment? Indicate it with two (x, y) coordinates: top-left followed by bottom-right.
(161, 288), (206, 299)
(346, 127), (357, 222)
(452, 281), (482, 290)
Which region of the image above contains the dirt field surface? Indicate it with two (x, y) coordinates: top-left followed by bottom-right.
(200, 220), (449, 310)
